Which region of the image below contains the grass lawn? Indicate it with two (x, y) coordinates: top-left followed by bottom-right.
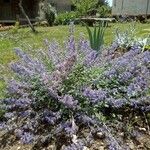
(0, 22), (150, 99)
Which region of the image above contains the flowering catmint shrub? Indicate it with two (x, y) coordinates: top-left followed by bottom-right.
(85, 46), (150, 111)
(0, 24), (149, 150)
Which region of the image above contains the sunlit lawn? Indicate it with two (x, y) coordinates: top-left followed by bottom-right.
(0, 22), (150, 98)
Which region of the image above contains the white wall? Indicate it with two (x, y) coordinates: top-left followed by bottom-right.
(112, 0), (150, 15)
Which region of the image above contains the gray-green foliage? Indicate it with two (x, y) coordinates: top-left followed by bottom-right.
(38, 1), (57, 26)
(85, 22), (106, 51)
(44, 4), (57, 26)
(115, 23), (150, 50)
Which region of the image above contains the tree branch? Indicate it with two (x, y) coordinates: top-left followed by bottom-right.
(18, 0), (37, 33)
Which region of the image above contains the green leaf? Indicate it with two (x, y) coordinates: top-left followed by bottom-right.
(84, 23), (93, 49)
(93, 25), (97, 50)
(84, 21), (106, 52)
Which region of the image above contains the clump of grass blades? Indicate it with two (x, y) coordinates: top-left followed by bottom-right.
(84, 21), (107, 51)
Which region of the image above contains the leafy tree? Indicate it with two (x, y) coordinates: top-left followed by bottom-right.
(71, 0), (99, 16)
(71, 0), (109, 16)
(98, 0), (108, 6)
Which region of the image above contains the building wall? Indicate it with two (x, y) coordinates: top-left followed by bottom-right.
(0, 0), (39, 21)
(48, 0), (72, 12)
(112, 0), (150, 16)
(0, 0), (16, 20)
(0, 0), (71, 22)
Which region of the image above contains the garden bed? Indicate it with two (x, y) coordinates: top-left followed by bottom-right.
(0, 23), (150, 150)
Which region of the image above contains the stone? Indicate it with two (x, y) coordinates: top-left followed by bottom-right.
(96, 132), (105, 139)
(128, 142), (135, 150)
(47, 145), (56, 150)
(40, 21), (49, 27)
(83, 146), (90, 150)
(97, 146), (105, 150)
(144, 141), (150, 149)
(139, 127), (146, 132)
(17, 146), (21, 150)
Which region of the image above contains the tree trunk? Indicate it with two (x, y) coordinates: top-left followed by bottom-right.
(18, 0), (37, 33)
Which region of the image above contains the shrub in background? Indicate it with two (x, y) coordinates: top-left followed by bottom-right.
(96, 5), (111, 17)
(55, 11), (79, 25)
(44, 4), (57, 26)
(71, 0), (99, 16)
(38, 1), (57, 26)
(71, 0), (110, 17)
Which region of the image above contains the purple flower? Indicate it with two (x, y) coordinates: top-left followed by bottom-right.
(64, 121), (78, 135)
(19, 110), (32, 117)
(13, 49), (47, 77)
(65, 35), (76, 55)
(15, 98), (32, 109)
(47, 39), (63, 65)
(107, 98), (127, 108)
(22, 119), (38, 131)
(104, 69), (118, 79)
(83, 51), (98, 67)
(15, 48), (33, 64)
(134, 76), (147, 88)
(130, 99), (140, 108)
(77, 115), (96, 125)
(11, 63), (34, 77)
(55, 119), (78, 137)
(59, 95), (78, 110)
(127, 83), (137, 97)
(142, 106), (150, 112)
(108, 42), (119, 54)
(42, 110), (61, 125)
(141, 51), (150, 64)
(130, 45), (141, 54)
(4, 112), (15, 119)
(20, 132), (34, 144)
(78, 36), (91, 55)
(14, 129), (23, 138)
(108, 142), (119, 150)
(0, 122), (7, 130)
(118, 71), (133, 82)
(83, 88), (107, 104)
(3, 98), (16, 105)
(114, 58), (129, 70)
(7, 80), (30, 95)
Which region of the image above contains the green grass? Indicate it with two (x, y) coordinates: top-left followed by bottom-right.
(0, 22), (150, 98)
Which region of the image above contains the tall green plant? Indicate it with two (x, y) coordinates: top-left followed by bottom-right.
(85, 22), (107, 51)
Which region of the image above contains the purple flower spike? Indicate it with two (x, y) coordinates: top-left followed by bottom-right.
(60, 95), (78, 110)
(20, 132), (34, 144)
(83, 88), (107, 104)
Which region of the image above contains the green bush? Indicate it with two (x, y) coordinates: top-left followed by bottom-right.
(55, 11), (79, 25)
(71, 0), (99, 16)
(39, 3), (57, 26)
(96, 5), (111, 17)
(45, 4), (57, 26)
